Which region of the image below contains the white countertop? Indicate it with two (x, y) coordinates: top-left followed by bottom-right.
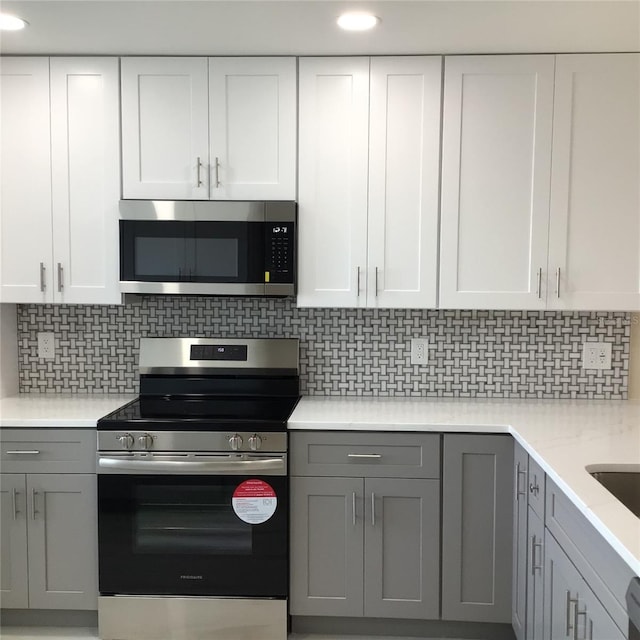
(0, 394), (136, 427)
(289, 397), (640, 576)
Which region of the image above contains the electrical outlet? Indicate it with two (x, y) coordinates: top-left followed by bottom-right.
(37, 332), (55, 360)
(411, 338), (429, 365)
(582, 341), (612, 370)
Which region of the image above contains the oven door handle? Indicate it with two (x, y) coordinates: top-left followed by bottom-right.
(98, 456), (286, 474)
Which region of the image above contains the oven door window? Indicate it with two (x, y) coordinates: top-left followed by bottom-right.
(134, 483), (252, 555)
(98, 474), (287, 598)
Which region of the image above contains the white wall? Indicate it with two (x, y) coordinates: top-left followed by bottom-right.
(630, 314), (640, 399)
(0, 304), (18, 397)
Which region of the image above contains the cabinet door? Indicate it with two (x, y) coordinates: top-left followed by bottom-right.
(0, 57), (53, 303)
(290, 476), (364, 616)
(297, 57), (369, 307)
(440, 55), (554, 309)
(526, 507), (544, 640)
(442, 434), (514, 622)
(512, 445), (528, 640)
(50, 57), (121, 304)
(209, 57), (296, 200)
(548, 53), (640, 311)
(364, 477), (440, 619)
(0, 474), (29, 608)
(26, 474), (98, 610)
(367, 57), (441, 309)
(121, 57), (209, 200)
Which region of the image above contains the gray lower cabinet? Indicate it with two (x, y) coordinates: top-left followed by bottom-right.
(543, 531), (625, 640)
(513, 443), (529, 640)
(0, 430), (98, 612)
(442, 434), (514, 623)
(526, 507), (544, 640)
(0, 472), (97, 610)
(290, 474), (440, 619)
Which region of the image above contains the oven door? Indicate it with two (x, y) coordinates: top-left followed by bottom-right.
(98, 473), (288, 598)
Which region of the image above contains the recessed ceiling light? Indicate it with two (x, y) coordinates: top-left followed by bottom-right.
(337, 12), (380, 31)
(0, 13), (28, 31)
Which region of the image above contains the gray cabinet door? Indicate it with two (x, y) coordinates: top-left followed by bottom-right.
(364, 477), (440, 620)
(290, 476), (364, 616)
(0, 474), (29, 609)
(526, 507), (544, 640)
(512, 443), (528, 640)
(442, 434), (514, 623)
(26, 474), (98, 610)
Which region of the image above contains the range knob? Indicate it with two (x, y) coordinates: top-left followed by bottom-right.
(248, 434), (263, 451)
(138, 433), (154, 450)
(117, 433), (134, 450)
(228, 434), (243, 451)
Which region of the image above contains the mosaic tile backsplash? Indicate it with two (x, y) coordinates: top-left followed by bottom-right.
(16, 297), (630, 398)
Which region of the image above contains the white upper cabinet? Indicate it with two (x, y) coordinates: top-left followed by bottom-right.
(547, 53), (640, 311)
(0, 57), (121, 305)
(121, 57), (296, 201)
(121, 57), (209, 200)
(298, 56), (442, 308)
(209, 57), (296, 200)
(0, 58), (53, 303)
(50, 58), (121, 304)
(440, 55), (555, 309)
(297, 57), (370, 308)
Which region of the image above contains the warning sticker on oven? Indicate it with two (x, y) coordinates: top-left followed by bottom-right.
(232, 479), (277, 525)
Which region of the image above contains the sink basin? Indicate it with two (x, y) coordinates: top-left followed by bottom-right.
(589, 469), (640, 518)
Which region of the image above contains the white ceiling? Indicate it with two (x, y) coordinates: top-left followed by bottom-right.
(0, 0), (639, 56)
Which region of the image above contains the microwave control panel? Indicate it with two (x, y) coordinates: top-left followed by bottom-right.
(266, 223), (295, 283)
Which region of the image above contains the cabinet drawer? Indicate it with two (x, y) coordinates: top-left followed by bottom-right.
(545, 477), (632, 635)
(290, 432), (440, 478)
(527, 456), (545, 519)
(0, 429), (95, 473)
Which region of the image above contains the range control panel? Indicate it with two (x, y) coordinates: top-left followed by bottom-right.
(265, 222), (295, 284)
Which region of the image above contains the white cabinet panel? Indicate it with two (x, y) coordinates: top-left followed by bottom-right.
(209, 57), (296, 200)
(50, 58), (121, 304)
(367, 57), (441, 309)
(121, 57), (209, 200)
(548, 53), (640, 310)
(297, 57), (370, 307)
(440, 55), (554, 309)
(0, 57), (53, 303)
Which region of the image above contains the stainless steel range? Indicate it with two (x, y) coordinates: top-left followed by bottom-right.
(96, 337), (299, 640)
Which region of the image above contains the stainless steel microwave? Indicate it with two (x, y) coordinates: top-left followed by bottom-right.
(119, 201), (296, 296)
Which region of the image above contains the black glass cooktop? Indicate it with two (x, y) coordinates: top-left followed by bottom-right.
(97, 395), (300, 432)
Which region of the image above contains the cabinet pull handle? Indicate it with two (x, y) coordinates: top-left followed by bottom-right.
(566, 591), (578, 637)
(31, 489), (39, 520)
(6, 450), (41, 455)
(515, 464), (527, 500)
(371, 492), (376, 526)
(531, 536), (543, 575)
(214, 157), (220, 188)
(196, 157), (202, 187)
(574, 604), (587, 640)
(57, 262), (64, 292)
(375, 267), (379, 297)
(40, 262), (46, 292)
(12, 488), (18, 520)
(347, 453), (382, 459)
(356, 267), (361, 297)
(536, 267), (542, 299)
(352, 492), (356, 526)
(556, 267), (561, 298)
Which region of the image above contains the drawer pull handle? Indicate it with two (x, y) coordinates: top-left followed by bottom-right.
(347, 454), (382, 459)
(6, 450), (41, 455)
(531, 535), (543, 575)
(515, 464), (527, 500)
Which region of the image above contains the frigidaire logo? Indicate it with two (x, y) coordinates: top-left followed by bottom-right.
(180, 575), (203, 580)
